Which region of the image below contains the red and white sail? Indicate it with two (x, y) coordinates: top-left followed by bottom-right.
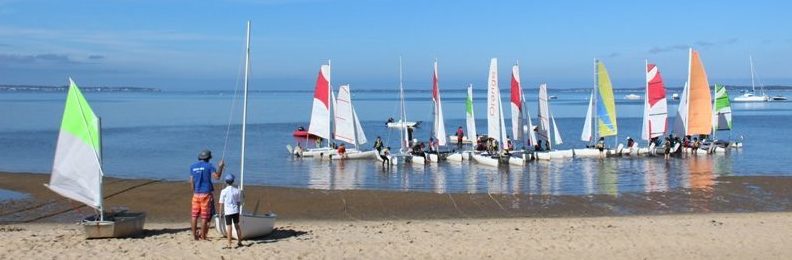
(641, 63), (668, 141)
(308, 64), (332, 140)
(510, 64), (523, 141)
(432, 60), (447, 146)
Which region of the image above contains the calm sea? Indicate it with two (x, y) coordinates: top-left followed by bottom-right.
(1, 88), (790, 195)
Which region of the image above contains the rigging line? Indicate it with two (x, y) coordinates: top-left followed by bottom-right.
(220, 34), (247, 162)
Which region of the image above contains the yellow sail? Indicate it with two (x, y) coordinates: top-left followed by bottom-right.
(686, 49), (713, 135)
(596, 60), (618, 137)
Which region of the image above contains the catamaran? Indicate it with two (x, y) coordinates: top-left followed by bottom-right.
(426, 59), (447, 163)
(710, 83), (739, 152)
(215, 21), (276, 239)
(639, 62), (668, 155)
(578, 60), (620, 158)
(673, 48), (714, 155)
(506, 62), (537, 164)
(733, 56), (770, 102)
(46, 78), (146, 238)
(471, 58), (509, 167)
(447, 84), (477, 162)
(535, 83), (571, 160)
(288, 62), (336, 158)
(331, 84), (378, 160)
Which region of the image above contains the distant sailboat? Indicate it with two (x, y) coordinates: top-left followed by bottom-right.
(640, 62), (668, 154)
(47, 78), (146, 238)
(578, 60), (619, 157)
(733, 56), (770, 102)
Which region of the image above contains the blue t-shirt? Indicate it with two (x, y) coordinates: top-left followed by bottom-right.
(190, 161), (216, 193)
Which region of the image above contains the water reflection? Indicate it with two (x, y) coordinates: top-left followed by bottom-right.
(295, 151), (729, 196)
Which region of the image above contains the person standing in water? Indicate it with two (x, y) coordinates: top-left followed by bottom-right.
(190, 150), (224, 240)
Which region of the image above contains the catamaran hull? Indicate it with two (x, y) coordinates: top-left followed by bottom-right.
(82, 212), (146, 239)
(215, 213), (277, 240)
(471, 153), (499, 167)
(331, 150), (378, 160)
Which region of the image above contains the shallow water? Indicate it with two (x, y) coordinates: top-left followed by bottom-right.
(0, 188), (30, 202)
(1, 89), (790, 195)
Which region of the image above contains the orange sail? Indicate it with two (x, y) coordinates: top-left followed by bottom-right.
(686, 49), (713, 135)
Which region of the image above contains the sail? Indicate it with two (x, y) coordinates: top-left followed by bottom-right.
(712, 84), (732, 130)
(642, 63), (668, 141)
(47, 78), (104, 210)
(510, 64), (523, 140)
(537, 83), (551, 145)
(551, 114), (563, 145)
(581, 90), (594, 142)
(465, 84), (477, 141)
(352, 106), (367, 145)
(334, 84), (359, 146)
(673, 82), (690, 137)
(398, 58), (409, 153)
(432, 61), (447, 146)
(526, 108), (537, 147)
(687, 49), (713, 135)
(308, 65), (331, 140)
(596, 60), (618, 137)
(487, 58), (506, 147)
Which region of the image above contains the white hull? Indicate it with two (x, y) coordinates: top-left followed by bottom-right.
(82, 212), (146, 239)
(446, 151), (471, 162)
(508, 155), (525, 166)
(447, 135), (474, 144)
(215, 212), (277, 240)
(733, 94), (769, 102)
(331, 150), (378, 160)
(471, 153), (499, 167)
(288, 146), (336, 158)
(427, 153), (439, 162)
(387, 121), (419, 128)
(410, 155), (426, 164)
(536, 149), (574, 160)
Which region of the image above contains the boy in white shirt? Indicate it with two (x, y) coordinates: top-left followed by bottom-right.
(219, 174), (243, 248)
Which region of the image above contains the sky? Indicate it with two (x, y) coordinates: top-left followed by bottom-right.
(0, 0), (790, 90)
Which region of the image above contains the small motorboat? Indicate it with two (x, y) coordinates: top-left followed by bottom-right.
(772, 95), (788, 101)
(624, 94), (642, 100)
(292, 127), (317, 138)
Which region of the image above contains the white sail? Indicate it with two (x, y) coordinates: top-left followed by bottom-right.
(47, 78), (104, 210)
(334, 84), (363, 147)
(581, 90), (594, 142)
(537, 83), (551, 146)
(307, 64), (332, 140)
(465, 84), (477, 141)
(551, 114), (563, 145)
(525, 107), (537, 147)
(399, 57), (409, 153)
(673, 81), (690, 137)
(486, 58), (507, 148)
(432, 60), (447, 146)
(352, 105), (367, 145)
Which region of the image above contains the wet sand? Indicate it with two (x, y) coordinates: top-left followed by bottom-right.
(3, 172), (792, 259)
(2, 172), (792, 223)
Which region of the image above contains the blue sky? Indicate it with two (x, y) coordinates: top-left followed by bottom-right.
(0, 0), (790, 90)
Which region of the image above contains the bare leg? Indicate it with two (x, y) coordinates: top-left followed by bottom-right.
(191, 217), (199, 240)
(226, 223), (233, 248)
(200, 218), (209, 240)
(235, 222), (243, 247)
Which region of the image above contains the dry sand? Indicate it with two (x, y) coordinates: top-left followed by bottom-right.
(1, 212), (791, 259)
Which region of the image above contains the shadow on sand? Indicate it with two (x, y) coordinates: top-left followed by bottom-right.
(132, 227), (191, 239)
(246, 228), (309, 244)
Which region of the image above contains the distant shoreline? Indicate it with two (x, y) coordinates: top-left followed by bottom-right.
(0, 85), (160, 93)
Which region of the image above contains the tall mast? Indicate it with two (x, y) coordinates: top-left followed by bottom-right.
(593, 59), (599, 144)
(749, 56), (756, 93)
(399, 56), (408, 153)
(240, 20), (250, 191)
(328, 59), (334, 146)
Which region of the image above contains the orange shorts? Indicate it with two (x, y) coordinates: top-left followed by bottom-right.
(191, 193), (214, 220)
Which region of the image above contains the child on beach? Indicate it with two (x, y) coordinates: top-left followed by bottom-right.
(219, 174), (243, 248)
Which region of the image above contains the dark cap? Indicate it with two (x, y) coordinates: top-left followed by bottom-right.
(198, 150), (212, 160)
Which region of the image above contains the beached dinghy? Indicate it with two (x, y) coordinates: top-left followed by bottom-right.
(215, 22), (276, 239)
(46, 78), (146, 239)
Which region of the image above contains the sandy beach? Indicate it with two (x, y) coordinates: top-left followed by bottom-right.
(1, 213), (791, 259)
(3, 172), (792, 259)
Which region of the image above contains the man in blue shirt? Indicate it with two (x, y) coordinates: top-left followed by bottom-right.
(190, 149), (224, 240)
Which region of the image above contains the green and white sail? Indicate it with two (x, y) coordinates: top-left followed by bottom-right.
(465, 84), (477, 141)
(47, 78), (104, 210)
(712, 84), (732, 130)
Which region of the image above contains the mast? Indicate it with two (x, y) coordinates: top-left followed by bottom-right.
(399, 56), (408, 153)
(240, 20), (250, 191)
(328, 59), (334, 147)
(749, 56), (756, 94)
(593, 59), (599, 145)
(97, 116), (103, 221)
